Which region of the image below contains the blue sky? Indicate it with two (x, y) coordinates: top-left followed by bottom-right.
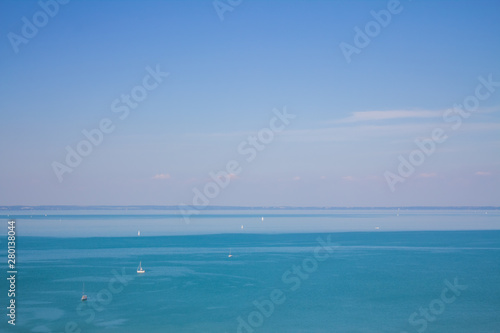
(0, 0), (499, 206)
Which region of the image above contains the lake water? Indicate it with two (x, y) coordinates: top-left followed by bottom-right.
(0, 209), (499, 332)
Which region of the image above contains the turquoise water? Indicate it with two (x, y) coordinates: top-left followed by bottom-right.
(1, 210), (499, 332)
(1, 209), (499, 237)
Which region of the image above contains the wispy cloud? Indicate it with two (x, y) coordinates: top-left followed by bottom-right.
(334, 110), (442, 124)
(216, 173), (239, 181)
(418, 172), (437, 178)
(475, 171), (491, 176)
(279, 120), (500, 144)
(182, 108), (500, 145)
(152, 173), (171, 180)
(281, 123), (433, 143)
(331, 106), (500, 125)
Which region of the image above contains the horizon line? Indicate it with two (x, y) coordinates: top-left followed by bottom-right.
(1, 205), (499, 210)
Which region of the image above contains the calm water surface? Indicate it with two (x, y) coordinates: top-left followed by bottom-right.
(0, 210), (499, 332)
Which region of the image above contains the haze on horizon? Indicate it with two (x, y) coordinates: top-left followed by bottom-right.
(1, 0), (499, 207)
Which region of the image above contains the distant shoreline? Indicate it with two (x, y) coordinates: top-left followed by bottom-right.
(1, 205), (498, 211)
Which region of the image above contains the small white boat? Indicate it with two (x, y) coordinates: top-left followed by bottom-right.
(138, 230), (141, 236)
(261, 217), (264, 221)
(137, 261), (145, 274)
(81, 283), (87, 301)
(228, 249), (233, 258)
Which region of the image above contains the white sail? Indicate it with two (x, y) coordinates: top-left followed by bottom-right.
(81, 283), (87, 301)
(137, 261), (145, 273)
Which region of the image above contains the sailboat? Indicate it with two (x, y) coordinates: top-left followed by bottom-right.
(137, 261), (145, 274)
(81, 283), (87, 301)
(138, 230), (141, 236)
(228, 249), (233, 258)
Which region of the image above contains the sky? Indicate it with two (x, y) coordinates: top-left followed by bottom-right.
(0, 0), (499, 207)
